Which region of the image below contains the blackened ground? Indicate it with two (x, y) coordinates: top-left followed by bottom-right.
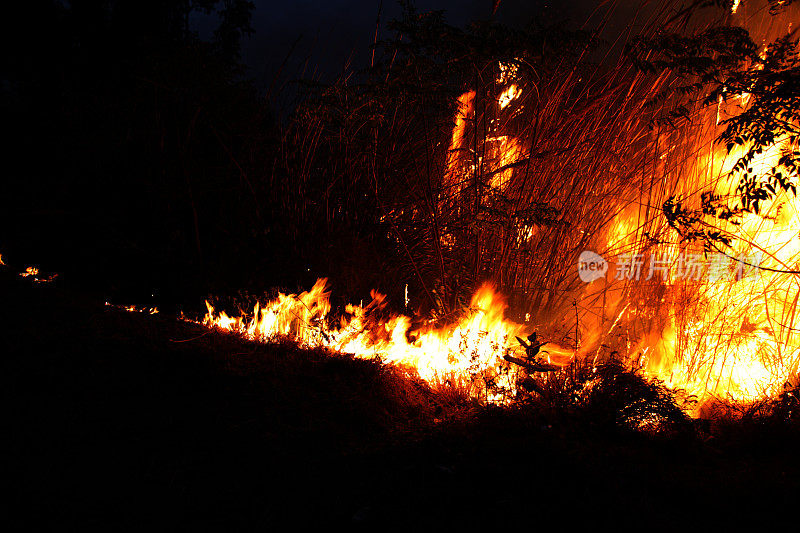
(5, 270), (799, 529)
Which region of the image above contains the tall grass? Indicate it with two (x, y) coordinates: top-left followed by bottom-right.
(269, 1), (800, 404)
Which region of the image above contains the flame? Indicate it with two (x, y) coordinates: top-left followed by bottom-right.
(606, 210), (638, 252)
(203, 279), (575, 401)
(200, 44), (797, 409)
(487, 135), (522, 189)
(498, 84), (521, 110)
(575, 9), (800, 409)
(150, 20), (800, 410)
(17, 265), (58, 284)
(201, 68), (558, 402)
(19, 266), (39, 278)
(108, 302), (160, 315)
(498, 61), (519, 85)
(610, 131), (800, 406)
(446, 90), (475, 178)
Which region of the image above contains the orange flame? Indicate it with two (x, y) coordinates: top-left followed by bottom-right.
(203, 279), (574, 401)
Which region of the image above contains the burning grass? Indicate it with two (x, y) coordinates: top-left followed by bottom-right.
(197, 273), (800, 426)
(7, 1), (800, 526)
(270, 1), (800, 409)
(6, 270), (800, 528)
(6, 1), (798, 410)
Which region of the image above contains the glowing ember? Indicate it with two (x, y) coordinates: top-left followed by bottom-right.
(107, 302), (160, 315)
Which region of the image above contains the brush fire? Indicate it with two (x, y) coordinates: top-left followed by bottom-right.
(8, 1), (800, 529)
(198, 1), (800, 414)
(7, 1), (799, 416)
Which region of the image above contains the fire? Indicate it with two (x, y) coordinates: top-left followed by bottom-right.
(200, 60), (580, 403)
(593, 138), (800, 406)
(19, 266), (39, 278)
(202, 279), (575, 401)
(106, 302), (160, 315)
(118, 8), (800, 411)
(16, 265), (58, 284)
(563, 6), (800, 409)
(655, 143), (800, 402)
(201, 37), (798, 409)
(597, 131), (800, 406)
(445, 90), (475, 182)
(498, 84), (521, 110)
(487, 135), (522, 189)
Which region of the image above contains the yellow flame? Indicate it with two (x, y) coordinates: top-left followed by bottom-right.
(625, 133), (800, 405)
(19, 266), (39, 278)
(498, 84), (521, 109)
(204, 42), (799, 409)
(202, 279), (574, 401)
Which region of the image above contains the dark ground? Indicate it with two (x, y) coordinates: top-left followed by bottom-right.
(5, 269), (799, 530)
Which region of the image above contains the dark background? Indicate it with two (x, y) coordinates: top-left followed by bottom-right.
(223, 0), (647, 85)
(0, 0), (641, 313)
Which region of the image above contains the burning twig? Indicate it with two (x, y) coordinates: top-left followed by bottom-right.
(505, 332), (561, 373)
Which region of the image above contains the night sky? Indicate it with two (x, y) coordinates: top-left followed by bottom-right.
(194, 0), (641, 85)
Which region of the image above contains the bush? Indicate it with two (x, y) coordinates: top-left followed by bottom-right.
(516, 360), (694, 433)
